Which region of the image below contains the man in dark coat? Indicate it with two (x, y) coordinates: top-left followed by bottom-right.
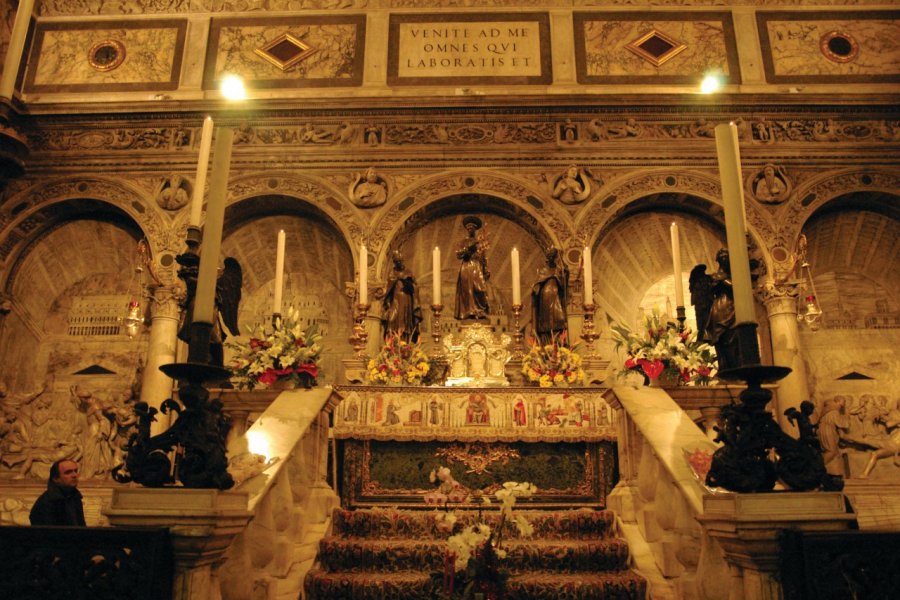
(29, 459), (86, 526)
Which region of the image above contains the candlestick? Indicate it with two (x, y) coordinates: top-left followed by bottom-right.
(715, 123), (755, 324)
(583, 247), (593, 306)
(190, 116), (214, 227)
(670, 222), (685, 308)
(193, 127), (233, 325)
(0, 0), (35, 101)
(511, 247), (521, 305)
(432, 246), (441, 303)
(430, 303), (445, 358)
(510, 303), (525, 360)
(353, 303), (370, 358)
(273, 229), (285, 316)
(359, 244), (368, 305)
(581, 302), (600, 358)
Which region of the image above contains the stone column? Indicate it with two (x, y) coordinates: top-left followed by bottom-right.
(760, 283), (809, 436)
(142, 284), (183, 436)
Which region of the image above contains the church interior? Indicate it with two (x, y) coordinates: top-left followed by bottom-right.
(0, 1), (898, 599)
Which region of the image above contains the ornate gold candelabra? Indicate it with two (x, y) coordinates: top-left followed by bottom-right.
(581, 303), (600, 358)
(352, 303), (370, 358)
(430, 303), (444, 358)
(510, 303), (525, 359)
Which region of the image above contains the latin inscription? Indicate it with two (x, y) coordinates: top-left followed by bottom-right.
(398, 22), (542, 78)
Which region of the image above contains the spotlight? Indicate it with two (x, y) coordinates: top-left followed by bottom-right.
(220, 74), (246, 100)
(700, 73), (723, 94)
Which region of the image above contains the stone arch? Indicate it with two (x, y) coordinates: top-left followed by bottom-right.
(368, 170), (573, 278)
(0, 178), (159, 289)
(576, 168), (776, 275)
(224, 172), (365, 254)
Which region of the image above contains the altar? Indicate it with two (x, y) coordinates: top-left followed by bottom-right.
(331, 385), (617, 508)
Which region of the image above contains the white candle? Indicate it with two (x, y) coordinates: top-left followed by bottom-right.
(670, 222), (685, 307)
(0, 0), (35, 100)
(511, 247), (521, 305)
(273, 229), (285, 316)
(715, 122), (755, 324)
(189, 117), (214, 227)
(359, 244), (367, 305)
(583, 247), (593, 306)
(432, 246), (441, 304)
(193, 127), (233, 324)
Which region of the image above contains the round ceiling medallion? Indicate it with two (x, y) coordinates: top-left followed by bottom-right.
(89, 39), (126, 72)
(820, 31), (859, 63)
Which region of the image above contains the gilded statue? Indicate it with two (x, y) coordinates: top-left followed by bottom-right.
(349, 167), (388, 208)
(531, 247), (569, 345)
(454, 216), (490, 320)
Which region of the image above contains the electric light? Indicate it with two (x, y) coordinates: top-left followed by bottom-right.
(220, 74), (246, 100)
(700, 73), (723, 94)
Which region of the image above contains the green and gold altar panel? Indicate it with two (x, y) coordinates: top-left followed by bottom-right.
(332, 386), (616, 443)
(340, 439), (616, 508)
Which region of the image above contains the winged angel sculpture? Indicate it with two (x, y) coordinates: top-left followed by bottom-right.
(689, 248), (738, 371)
(176, 255), (243, 367)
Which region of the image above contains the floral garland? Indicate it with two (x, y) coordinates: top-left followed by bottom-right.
(610, 308), (716, 385)
(521, 339), (585, 387)
(226, 306), (323, 390)
(367, 334), (431, 385)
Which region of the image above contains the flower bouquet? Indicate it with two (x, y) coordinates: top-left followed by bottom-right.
(609, 308), (717, 386)
(226, 306), (323, 390)
(367, 334), (431, 385)
(521, 338), (585, 387)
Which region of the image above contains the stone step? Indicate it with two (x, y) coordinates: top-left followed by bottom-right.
(331, 507), (619, 541)
(304, 569), (647, 600)
(316, 537), (633, 573)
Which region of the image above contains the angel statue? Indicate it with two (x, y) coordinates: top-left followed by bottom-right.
(689, 248), (739, 371)
(176, 254), (242, 367)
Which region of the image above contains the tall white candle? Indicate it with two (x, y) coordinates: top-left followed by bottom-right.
(359, 244), (368, 305)
(583, 247), (593, 306)
(511, 247), (521, 305)
(273, 229), (285, 316)
(193, 127), (233, 324)
(432, 246), (441, 304)
(190, 116), (214, 227)
(670, 222), (685, 307)
(715, 122), (755, 324)
(0, 0), (35, 100)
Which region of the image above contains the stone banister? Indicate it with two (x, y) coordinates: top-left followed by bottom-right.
(107, 386), (339, 600)
(605, 385), (856, 600)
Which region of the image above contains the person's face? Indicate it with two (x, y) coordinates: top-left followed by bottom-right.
(53, 461), (79, 489)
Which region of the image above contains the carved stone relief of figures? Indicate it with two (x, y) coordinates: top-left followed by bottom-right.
(300, 123), (333, 144)
(548, 165), (591, 205)
(607, 118), (642, 138)
(335, 121), (358, 144)
(365, 125), (381, 146)
(586, 118), (608, 141)
(560, 119), (577, 143)
(156, 175), (191, 211)
(690, 117), (715, 138)
(233, 122), (255, 145)
(349, 167), (388, 208)
(747, 163), (792, 204)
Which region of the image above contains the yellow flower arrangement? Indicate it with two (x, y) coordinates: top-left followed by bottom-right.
(367, 334), (431, 385)
(521, 339), (585, 387)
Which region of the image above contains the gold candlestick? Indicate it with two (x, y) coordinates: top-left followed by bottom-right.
(354, 303), (370, 358)
(510, 303), (525, 359)
(581, 303), (600, 358)
(430, 303), (444, 357)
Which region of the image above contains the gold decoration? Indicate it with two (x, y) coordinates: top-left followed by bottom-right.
(625, 29), (687, 67)
(436, 442), (520, 475)
(254, 33), (318, 71)
(88, 40), (126, 72)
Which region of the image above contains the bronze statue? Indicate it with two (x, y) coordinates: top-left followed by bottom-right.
(690, 248), (738, 371)
(531, 247), (569, 345)
(176, 254), (242, 367)
(381, 250), (423, 342)
(454, 216), (491, 320)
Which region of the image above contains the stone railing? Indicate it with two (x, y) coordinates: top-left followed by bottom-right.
(604, 385), (856, 600)
(106, 386), (338, 600)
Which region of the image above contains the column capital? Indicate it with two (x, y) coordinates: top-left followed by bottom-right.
(149, 283), (185, 320)
(758, 280), (802, 316)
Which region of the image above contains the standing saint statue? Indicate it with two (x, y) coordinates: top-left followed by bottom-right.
(531, 247), (569, 345)
(380, 250), (423, 342)
(690, 248), (738, 371)
(454, 216), (491, 320)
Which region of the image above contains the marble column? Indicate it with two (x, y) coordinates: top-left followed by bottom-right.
(760, 283), (809, 436)
(141, 284), (182, 436)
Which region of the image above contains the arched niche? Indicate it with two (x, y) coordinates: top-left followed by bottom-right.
(374, 193), (563, 328)
(221, 195), (355, 381)
(0, 199), (147, 391)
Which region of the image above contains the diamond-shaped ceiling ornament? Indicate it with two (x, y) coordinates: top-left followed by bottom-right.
(254, 33), (318, 71)
(625, 29), (687, 67)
